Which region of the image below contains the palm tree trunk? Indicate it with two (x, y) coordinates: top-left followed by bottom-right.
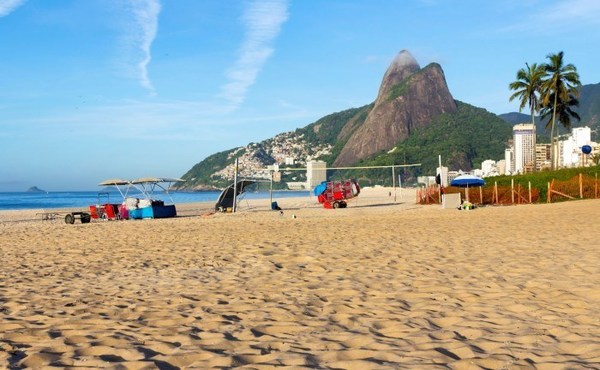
(530, 102), (536, 170)
(550, 92), (558, 170)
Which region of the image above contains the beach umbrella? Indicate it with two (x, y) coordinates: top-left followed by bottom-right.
(450, 174), (485, 202)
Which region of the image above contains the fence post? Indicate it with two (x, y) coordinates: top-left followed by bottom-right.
(547, 181), (551, 203)
(511, 179), (515, 204)
(529, 181), (532, 204)
(579, 173), (583, 199)
(596, 173), (598, 199)
(494, 181), (498, 204)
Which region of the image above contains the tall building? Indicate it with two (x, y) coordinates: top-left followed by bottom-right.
(535, 143), (551, 171)
(573, 127), (592, 147)
(504, 148), (514, 175)
(306, 160), (327, 189)
(513, 123), (536, 174)
(561, 126), (592, 168)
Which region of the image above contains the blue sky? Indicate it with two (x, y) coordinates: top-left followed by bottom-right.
(1, 0), (599, 191)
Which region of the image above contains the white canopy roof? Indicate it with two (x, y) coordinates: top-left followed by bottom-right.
(98, 178), (131, 186)
(131, 177), (185, 184)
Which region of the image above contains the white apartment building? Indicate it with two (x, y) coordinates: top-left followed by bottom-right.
(513, 123), (536, 174)
(306, 160), (327, 189)
(496, 159), (506, 175)
(481, 160), (499, 177)
(560, 127), (592, 168)
(573, 127), (592, 147)
(504, 148), (514, 175)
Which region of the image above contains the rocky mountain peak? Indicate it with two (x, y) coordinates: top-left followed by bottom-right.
(334, 51), (457, 166)
(375, 50), (421, 104)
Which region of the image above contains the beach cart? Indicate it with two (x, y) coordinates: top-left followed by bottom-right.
(313, 179), (361, 209)
(64, 211), (91, 224)
(37, 210), (91, 224)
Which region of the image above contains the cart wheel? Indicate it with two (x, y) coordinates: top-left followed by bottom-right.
(81, 213), (91, 223)
(332, 201), (340, 209)
(65, 214), (75, 224)
(340, 201), (347, 208)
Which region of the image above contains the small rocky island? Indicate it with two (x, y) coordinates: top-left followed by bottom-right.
(26, 186), (46, 193)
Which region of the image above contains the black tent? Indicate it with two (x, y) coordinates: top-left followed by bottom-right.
(214, 180), (256, 211)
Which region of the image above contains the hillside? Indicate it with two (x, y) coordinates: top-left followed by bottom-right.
(178, 107), (370, 190)
(178, 100), (512, 189)
(333, 101), (512, 185)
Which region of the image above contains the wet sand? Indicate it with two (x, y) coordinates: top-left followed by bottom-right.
(0, 188), (599, 369)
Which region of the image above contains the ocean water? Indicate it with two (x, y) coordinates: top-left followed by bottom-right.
(0, 190), (311, 211)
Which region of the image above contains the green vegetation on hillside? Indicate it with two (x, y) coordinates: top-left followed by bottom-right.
(295, 106), (364, 144)
(179, 148), (241, 189)
(289, 104), (374, 166)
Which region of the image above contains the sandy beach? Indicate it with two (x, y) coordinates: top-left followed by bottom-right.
(0, 187), (598, 369)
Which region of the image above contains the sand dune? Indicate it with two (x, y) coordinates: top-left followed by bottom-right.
(0, 188), (599, 368)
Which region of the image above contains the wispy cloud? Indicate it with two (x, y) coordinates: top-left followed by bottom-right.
(0, 0), (26, 17)
(6, 98), (313, 143)
(219, 0), (289, 110)
(122, 0), (161, 94)
(505, 0), (600, 33)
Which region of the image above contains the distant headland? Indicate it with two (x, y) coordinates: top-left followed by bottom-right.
(26, 186), (46, 193)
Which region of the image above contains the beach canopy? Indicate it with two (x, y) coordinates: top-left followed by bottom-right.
(98, 178), (130, 186)
(450, 174), (485, 188)
(215, 180), (255, 211)
(99, 177), (184, 202)
(131, 177), (185, 184)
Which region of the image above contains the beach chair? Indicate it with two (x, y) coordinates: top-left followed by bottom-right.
(102, 204), (119, 220)
(89, 205), (100, 220)
(118, 204), (129, 220)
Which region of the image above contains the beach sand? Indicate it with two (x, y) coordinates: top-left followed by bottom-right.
(0, 187), (599, 369)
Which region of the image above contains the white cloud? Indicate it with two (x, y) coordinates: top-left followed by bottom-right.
(539, 0), (600, 23)
(0, 0), (26, 17)
(219, 0), (289, 110)
(506, 0), (600, 32)
(121, 0), (161, 94)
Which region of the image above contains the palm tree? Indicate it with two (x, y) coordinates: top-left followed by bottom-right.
(540, 51), (581, 169)
(509, 62), (545, 126)
(540, 92), (580, 129)
(540, 92), (581, 156)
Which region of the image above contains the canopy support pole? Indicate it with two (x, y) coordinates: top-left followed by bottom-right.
(270, 170), (273, 208)
(392, 165), (396, 203)
(233, 158), (239, 213)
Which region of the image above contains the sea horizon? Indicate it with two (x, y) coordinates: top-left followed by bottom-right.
(0, 190), (311, 211)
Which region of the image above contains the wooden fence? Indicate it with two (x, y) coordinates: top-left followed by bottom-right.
(416, 175), (600, 206)
(547, 174), (600, 202)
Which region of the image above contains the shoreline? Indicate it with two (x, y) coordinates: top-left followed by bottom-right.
(0, 186), (415, 222)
